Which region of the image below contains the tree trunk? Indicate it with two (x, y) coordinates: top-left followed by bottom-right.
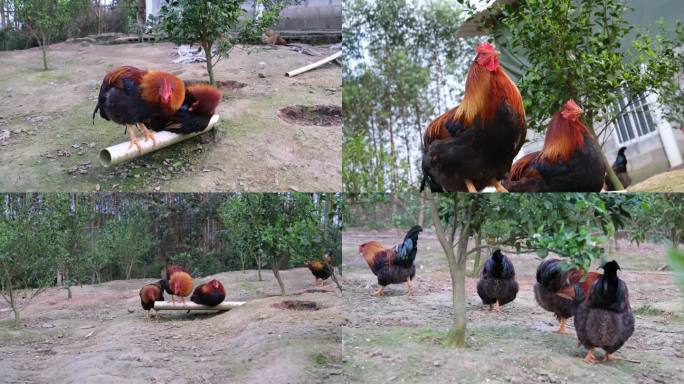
(418, 192), (425, 227)
(41, 36), (48, 70)
(203, 43), (215, 86)
(587, 120), (623, 190)
(66, 286), (72, 299)
(256, 253), (263, 281)
(126, 260), (134, 280)
(427, 191), (470, 347)
(272, 262), (286, 296)
(470, 232), (482, 278)
(7, 277), (20, 328)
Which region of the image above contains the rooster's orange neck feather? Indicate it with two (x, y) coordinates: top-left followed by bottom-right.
(141, 71), (185, 114)
(454, 63), (524, 127)
(540, 112), (588, 163)
(360, 241), (385, 267)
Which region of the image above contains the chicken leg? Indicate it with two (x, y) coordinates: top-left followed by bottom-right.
(491, 178), (509, 192)
(494, 300), (501, 313)
(127, 124), (143, 153)
(371, 286), (385, 296)
(555, 317), (570, 334)
(143, 310), (150, 321)
(464, 179), (478, 192)
(155, 310), (161, 321)
(583, 348), (598, 364)
(406, 277), (413, 297)
(137, 123), (158, 146)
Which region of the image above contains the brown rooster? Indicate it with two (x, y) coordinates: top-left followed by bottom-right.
(534, 258), (601, 334)
(163, 265), (194, 304)
(305, 251), (342, 291)
(190, 279), (226, 307)
(93, 66), (185, 152)
(139, 280), (165, 320)
(503, 100), (605, 192)
(149, 82), (221, 134)
(359, 225), (422, 297)
(421, 42), (526, 192)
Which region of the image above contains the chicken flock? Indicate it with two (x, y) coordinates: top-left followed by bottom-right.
(421, 42), (631, 192)
(357, 227), (635, 364)
(93, 65), (221, 153)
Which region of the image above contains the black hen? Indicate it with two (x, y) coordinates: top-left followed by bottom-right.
(574, 260), (634, 364)
(604, 147), (632, 190)
(476, 250), (518, 312)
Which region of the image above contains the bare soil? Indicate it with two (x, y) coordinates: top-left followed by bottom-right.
(0, 268), (343, 384)
(277, 105), (342, 126)
(0, 42), (341, 192)
(341, 229), (684, 384)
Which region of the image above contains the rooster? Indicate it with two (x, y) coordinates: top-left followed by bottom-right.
(93, 66), (185, 152)
(503, 100), (605, 192)
(190, 279), (226, 307)
(421, 42), (526, 192)
(305, 251), (342, 291)
(359, 225), (422, 297)
(572, 261), (634, 364)
(476, 250), (518, 312)
(139, 280), (165, 320)
(163, 264), (193, 304)
(149, 82), (221, 134)
(604, 147), (631, 191)
(534, 258), (601, 333)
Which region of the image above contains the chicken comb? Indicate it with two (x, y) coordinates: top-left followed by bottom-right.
(476, 42), (497, 55)
(561, 99), (583, 122)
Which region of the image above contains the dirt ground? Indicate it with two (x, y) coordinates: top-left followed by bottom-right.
(0, 41), (341, 192)
(630, 166), (684, 192)
(0, 268), (342, 384)
(341, 229), (684, 384)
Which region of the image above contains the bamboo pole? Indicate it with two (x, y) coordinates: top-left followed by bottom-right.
(285, 51), (341, 77)
(153, 301), (246, 311)
(99, 114), (220, 167)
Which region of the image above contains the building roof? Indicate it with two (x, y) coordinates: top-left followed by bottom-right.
(457, 0), (515, 37)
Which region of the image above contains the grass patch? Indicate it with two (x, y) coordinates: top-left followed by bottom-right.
(635, 305), (666, 316)
(311, 351), (338, 365)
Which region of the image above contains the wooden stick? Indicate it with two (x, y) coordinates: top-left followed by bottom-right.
(153, 300), (246, 311)
(285, 51), (342, 77)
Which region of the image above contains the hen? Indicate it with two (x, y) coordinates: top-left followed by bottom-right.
(163, 264), (194, 304)
(149, 82), (221, 134)
(534, 258), (600, 333)
(190, 279), (226, 307)
(476, 249), (518, 312)
(358, 225), (422, 297)
(573, 260), (635, 364)
(421, 42), (526, 192)
(139, 280), (165, 320)
(503, 100), (605, 192)
(93, 66), (185, 152)
(604, 147), (631, 191)
(306, 251), (342, 291)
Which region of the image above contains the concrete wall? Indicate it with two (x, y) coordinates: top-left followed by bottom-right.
(148, 1), (342, 32)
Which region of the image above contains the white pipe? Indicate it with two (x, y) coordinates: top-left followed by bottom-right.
(153, 300), (246, 311)
(285, 51), (341, 77)
(99, 114), (220, 167)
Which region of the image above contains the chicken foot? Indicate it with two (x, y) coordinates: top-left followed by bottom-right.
(126, 124), (143, 153)
(371, 286), (385, 296)
(406, 277), (414, 297)
(584, 348), (598, 364)
(136, 123), (158, 146)
(555, 317), (570, 334)
(491, 178), (509, 192)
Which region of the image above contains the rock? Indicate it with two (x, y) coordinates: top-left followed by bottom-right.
(433, 360), (441, 367)
(258, 73), (266, 78)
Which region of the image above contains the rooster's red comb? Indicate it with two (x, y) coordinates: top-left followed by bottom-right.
(561, 99), (584, 122)
(476, 42), (497, 55)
